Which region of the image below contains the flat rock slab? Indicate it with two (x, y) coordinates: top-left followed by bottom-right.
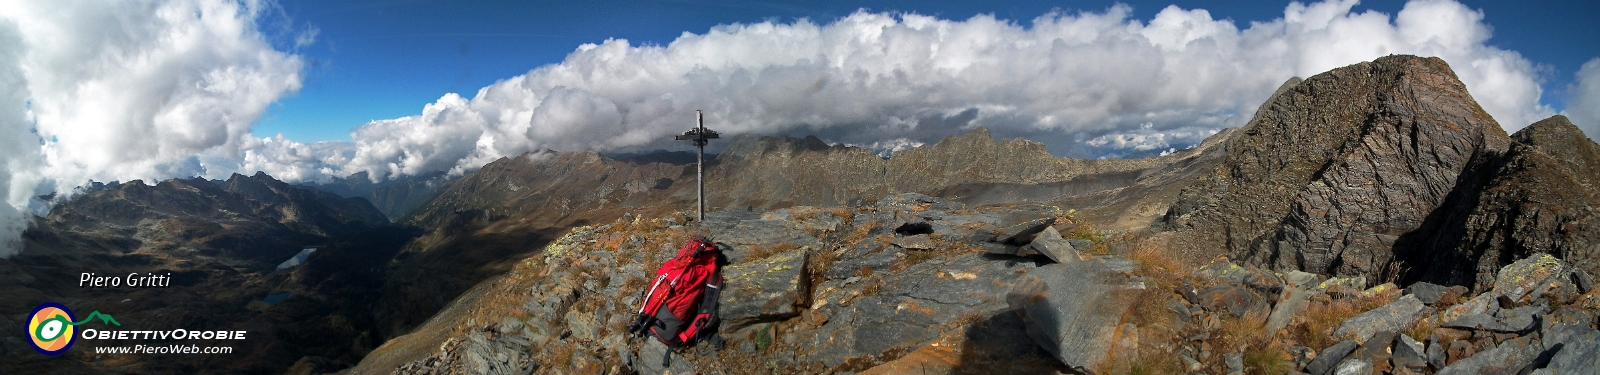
(713, 220), (822, 263)
(1406, 282), (1449, 305)
(634, 338), (699, 375)
(1436, 336), (1541, 375)
(803, 253), (1036, 366)
(1265, 284), (1311, 334)
(1011, 258), (1144, 373)
(1306, 340), (1359, 375)
(721, 249), (809, 329)
(1536, 325), (1600, 374)
(1333, 295), (1428, 342)
(826, 244), (901, 280)
(1022, 226), (1077, 263)
(890, 234), (935, 250)
(994, 212), (1055, 245)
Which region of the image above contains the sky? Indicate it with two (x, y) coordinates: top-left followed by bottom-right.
(259, 0), (1600, 144)
(0, 0), (1598, 257)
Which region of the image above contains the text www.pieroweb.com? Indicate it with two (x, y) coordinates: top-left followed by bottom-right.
(92, 344), (234, 354)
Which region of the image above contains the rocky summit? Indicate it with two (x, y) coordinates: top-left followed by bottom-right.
(350, 194), (1140, 375)
(1161, 55), (1600, 295)
(6, 54), (1600, 375)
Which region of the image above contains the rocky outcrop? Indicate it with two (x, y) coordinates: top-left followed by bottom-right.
(1164, 55), (1519, 284)
(1009, 259), (1145, 373)
(351, 194), (1102, 375)
(1402, 115), (1600, 290)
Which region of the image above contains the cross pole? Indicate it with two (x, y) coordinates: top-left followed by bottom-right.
(674, 110), (719, 221)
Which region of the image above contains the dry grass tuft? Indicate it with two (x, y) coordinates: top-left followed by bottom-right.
(1286, 288), (1399, 349)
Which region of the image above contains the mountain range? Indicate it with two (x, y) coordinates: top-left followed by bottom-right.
(1, 54), (1596, 374)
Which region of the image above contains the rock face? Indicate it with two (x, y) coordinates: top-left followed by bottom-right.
(1164, 55), (1511, 282)
(1402, 115), (1600, 290)
(1162, 55), (1600, 290)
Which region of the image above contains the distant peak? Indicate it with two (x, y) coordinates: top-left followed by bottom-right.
(1513, 115), (1587, 146)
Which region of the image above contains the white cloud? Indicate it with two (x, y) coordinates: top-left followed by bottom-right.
(1570, 58), (1600, 139)
(846, 138), (926, 157)
(338, 0), (1555, 181)
(0, 0), (304, 257)
(0, 0), (1569, 257)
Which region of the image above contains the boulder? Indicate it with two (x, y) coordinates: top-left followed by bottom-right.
(1285, 270), (1324, 288)
(1435, 336), (1541, 375)
(1066, 239), (1094, 253)
(1332, 358), (1372, 375)
(1022, 226), (1077, 263)
(1491, 253), (1577, 304)
(721, 249), (809, 329)
(1440, 293), (1499, 322)
(1536, 328), (1600, 374)
(1406, 282), (1449, 305)
(1196, 284), (1263, 318)
(1351, 331), (1397, 366)
(1393, 334), (1428, 371)
(994, 212), (1055, 245)
(1265, 283), (1311, 333)
(1441, 304), (1539, 334)
(1305, 340), (1359, 375)
(1010, 259), (1144, 373)
(1332, 295), (1429, 342)
(1533, 308), (1600, 375)
(1319, 277), (1368, 298)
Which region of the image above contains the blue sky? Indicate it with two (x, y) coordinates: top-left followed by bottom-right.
(259, 0), (1600, 143)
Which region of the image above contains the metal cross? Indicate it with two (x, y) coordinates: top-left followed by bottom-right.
(674, 110), (719, 221)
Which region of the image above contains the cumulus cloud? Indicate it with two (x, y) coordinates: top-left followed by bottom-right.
(0, 0), (304, 257)
(333, 0), (1555, 182)
(0, 0), (1570, 257)
(1570, 58), (1600, 138)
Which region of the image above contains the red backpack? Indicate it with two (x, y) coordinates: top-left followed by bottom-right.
(626, 237), (724, 365)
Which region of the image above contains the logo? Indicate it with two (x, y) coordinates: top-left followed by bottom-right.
(27, 303), (120, 356)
